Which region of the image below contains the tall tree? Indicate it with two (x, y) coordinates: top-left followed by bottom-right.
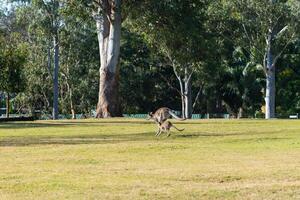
(230, 0), (300, 119)
(0, 32), (27, 118)
(11, 0), (63, 119)
(129, 0), (208, 118)
(70, 0), (136, 117)
(92, 0), (122, 117)
(31, 0), (63, 119)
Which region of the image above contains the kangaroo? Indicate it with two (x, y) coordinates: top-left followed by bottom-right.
(155, 120), (184, 137)
(147, 107), (185, 124)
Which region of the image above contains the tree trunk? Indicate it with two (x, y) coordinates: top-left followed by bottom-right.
(265, 66), (276, 119)
(53, 34), (59, 120)
(6, 92), (10, 118)
(71, 107), (76, 119)
(184, 79), (192, 119)
(238, 107), (243, 119)
(265, 30), (276, 119)
(184, 81), (192, 119)
(65, 77), (76, 119)
(95, 0), (122, 118)
(181, 97), (185, 118)
(183, 67), (192, 119)
(178, 80), (185, 119)
(69, 87), (76, 119)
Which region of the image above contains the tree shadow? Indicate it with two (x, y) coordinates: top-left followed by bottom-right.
(0, 130), (289, 147)
(0, 132), (156, 147)
(175, 129), (285, 138)
(57, 120), (153, 124)
(0, 120), (157, 129)
(0, 122), (70, 129)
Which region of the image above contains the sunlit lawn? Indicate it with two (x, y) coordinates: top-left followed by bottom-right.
(0, 118), (300, 199)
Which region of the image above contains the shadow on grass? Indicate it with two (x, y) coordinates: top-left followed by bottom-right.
(0, 122), (70, 129)
(0, 130), (290, 147)
(0, 119), (235, 129)
(0, 121), (156, 129)
(0, 132), (156, 146)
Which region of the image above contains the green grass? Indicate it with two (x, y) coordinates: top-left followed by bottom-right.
(0, 119), (300, 199)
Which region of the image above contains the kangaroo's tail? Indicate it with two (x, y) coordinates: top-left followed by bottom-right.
(172, 124), (185, 132)
(168, 110), (186, 121)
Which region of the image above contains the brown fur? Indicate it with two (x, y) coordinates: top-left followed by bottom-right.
(147, 107), (185, 124)
(155, 120), (184, 137)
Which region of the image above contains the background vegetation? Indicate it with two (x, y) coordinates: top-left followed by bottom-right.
(0, 0), (300, 119)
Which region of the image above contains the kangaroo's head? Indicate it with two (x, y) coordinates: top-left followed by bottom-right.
(146, 112), (153, 120)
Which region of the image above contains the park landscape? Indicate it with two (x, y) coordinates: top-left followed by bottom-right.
(1, 119), (300, 199)
(1, 0), (300, 199)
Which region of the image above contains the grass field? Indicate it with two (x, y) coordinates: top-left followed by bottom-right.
(0, 119), (300, 199)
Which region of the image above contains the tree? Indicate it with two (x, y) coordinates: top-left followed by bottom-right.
(88, 0), (123, 118)
(230, 0), (300, 119)
(69, 0), (138, 118)
(129, 0), (208, 118)
(11, 0), (64, 119)
(219, 47), (264, 118)
(59, 6), (99, 118)
(0, 33), (27, 118)
(119, 28), (182, 114)
(23, 0), (64, 119)
(12, 0), (100, 118)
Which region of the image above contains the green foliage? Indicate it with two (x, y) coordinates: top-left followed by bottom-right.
(218, 47), (264, 117)
(0, 16), (27, 95)
(2, 0), (300, 117)
(130, 0), (207, 66)
(0, 44), (27, 93)
(120, 28), (181, 113)
(276, 39), (300, 116)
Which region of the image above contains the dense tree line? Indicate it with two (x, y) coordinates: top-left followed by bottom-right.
(0, 0), (299, 119)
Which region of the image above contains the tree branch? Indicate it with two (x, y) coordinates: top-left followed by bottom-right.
(93, 0), (112, 23)
(242, 23), (264, 57)
(159, 74), (183, 98)
(273, 32), (295, 66)
(192, 84), (204, 113)
(187, 68), (195, 83)
(217, 31), (260, 66)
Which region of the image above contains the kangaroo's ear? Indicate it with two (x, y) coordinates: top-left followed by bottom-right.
(148, 112), (153, 116)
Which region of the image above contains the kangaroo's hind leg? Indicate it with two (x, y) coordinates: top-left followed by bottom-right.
(167, 130), (171, 137)
(155, 128), (161, 137)
(157, 129), (163, 137)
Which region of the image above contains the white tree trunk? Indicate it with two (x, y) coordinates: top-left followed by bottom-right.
(173, 65), (193, 119)
(265, 66), (276, 119)
(53, 34), (59, 120)
(184, 67), (192, 119)
(6, 92), (9, 118)
(95, 0), (122, 118)
(264, 29), (276, 119)
(179, 80), (185, 118)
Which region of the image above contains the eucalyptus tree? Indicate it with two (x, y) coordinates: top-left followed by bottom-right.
(58, 6), (99, 118)
(4, 4), (53, 116)
(10, 1), (63, 118)
(35, 0), (64, 119)
(91, 0), (123, 117)
(228, 0), (300, 119)
(0, 9), (27, 118)
(129, 0), (208, 119)
(66, 0), (139, 118)
(15, 0), (65, 119)
(0, 30), (27, 118)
